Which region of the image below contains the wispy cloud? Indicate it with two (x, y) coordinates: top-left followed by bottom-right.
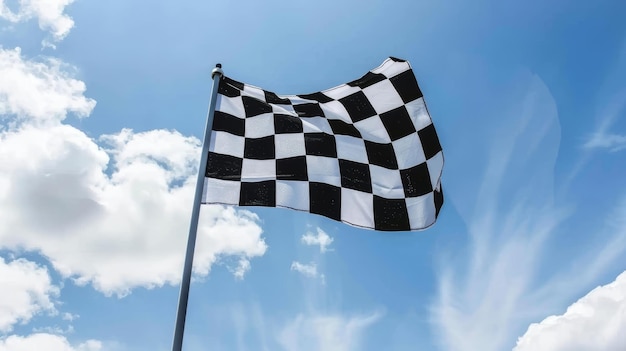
(277, 312), (382, 351)
(61, 313), (78, 322)
(301, 228), (334, 253)
(581, 39), (626, 153)
(582, 98), (626, 152)
(230, 259), (252, 280)
(211, 302), (383, 351)
(290, 261), (319, 278)
(31, 324), (75, 335)
(205, 222), (379, 350)
(430, 71), (626, 351)
(290, 261), (326, 284)
(583, 132), (626, 152)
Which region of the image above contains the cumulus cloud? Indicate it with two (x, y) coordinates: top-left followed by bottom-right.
(0, 0), (76, 46)
(301, 228), (333, 253)
(0, 257), (59, 333)
(0, 47), (95, 123)
(0, 37), (267, 297)
(0, 118), (268, 297)
(0, 333), (101, 351)
(277, 312), (382, 351)
(514, 270), (626, 351)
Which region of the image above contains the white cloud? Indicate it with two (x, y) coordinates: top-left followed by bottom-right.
(31, 325), (74, 335)
(0, 0), (76, 46)
(514, 270), (626, 351)
(0, 333), (101, 351)
(583, 132), (626, 152)
(0, 257), (59, 333)
(0, 124), (268, 297)
(301, 228), (333, 253)
(277, 312), (382, 351)
(290, 261), (321, 279)
(61, 313), (78, 322)
(230, 258), (251, 280)
(0, 47), (95, 123)
(0, 40), (267, 297)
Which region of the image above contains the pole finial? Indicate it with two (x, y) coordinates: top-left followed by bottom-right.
(211, 64), (223, 79)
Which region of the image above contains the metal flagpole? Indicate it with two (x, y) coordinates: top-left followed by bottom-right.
(171, 63), (223, 351)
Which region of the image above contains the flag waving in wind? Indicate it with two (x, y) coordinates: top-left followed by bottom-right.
(202, 57), (444, 231)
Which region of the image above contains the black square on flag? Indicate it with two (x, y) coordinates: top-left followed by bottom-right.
(418, 124), (442, 160)
(339, 159), (372, 193)
(364, 141), (398, 169)
(310, 182), (341, 221)
(339, 91), (377, 122)
(277, 156), (308, 181)
(240, 180), (276, 207)
(243, 96), (272, 117)
(274, 114), (303, 134)
(305, 133), (337, 158)
(213, 111), (245, 136)
(390, 70), (423, 103)
(206, 152), (243, 181)
(373, 196), (410, 231)
(379, 106), (416, 141)
(244, 136), (276, 160)
(400, 162), (433, 197)
(294, 103), (325, 117)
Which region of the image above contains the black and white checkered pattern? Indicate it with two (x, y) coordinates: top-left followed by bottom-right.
(202, 57), (444, 231)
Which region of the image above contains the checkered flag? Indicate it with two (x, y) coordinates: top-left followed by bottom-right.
(202, 57), (444, 231)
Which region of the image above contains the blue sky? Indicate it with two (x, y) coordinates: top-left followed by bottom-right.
(1, 1), (625, 350)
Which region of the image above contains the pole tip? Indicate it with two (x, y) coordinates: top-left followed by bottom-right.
(211, 64), (224, 79)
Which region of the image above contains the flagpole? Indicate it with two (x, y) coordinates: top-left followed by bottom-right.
(171, 63), (223, 351)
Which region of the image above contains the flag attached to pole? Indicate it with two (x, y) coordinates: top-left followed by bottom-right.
(202, 57), (443, 231)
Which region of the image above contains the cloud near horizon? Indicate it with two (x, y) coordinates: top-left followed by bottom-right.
(0, 333), (102, 351)
(277, 312), (382, 351)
